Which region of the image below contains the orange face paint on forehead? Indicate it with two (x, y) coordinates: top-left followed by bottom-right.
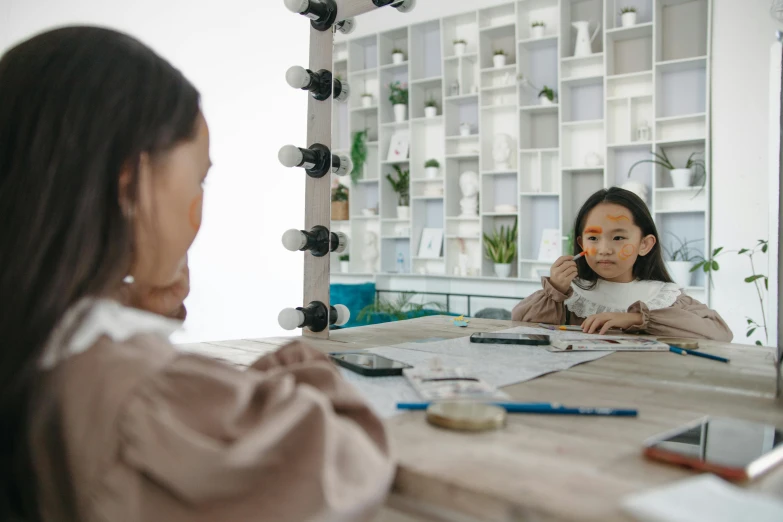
(584, 226), (602, 234)
(606, 214), (630, 222)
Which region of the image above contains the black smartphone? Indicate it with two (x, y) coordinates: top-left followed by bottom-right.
(469, 332), (550, 345)
(329, 352), (413, 376)
(644, 416), (783, 482)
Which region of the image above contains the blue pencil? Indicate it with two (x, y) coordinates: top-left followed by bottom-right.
(396, 402), (638, 417)
(669, 345), (730, 363)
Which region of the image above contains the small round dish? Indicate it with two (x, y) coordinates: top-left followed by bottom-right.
(426, 401), (506, 432)
(659, 338), (700, 350)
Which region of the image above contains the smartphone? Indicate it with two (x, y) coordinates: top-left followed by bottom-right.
(469, 332), (550, 345)
(329, 352), (413, 377)
(643, 416), (783, 482)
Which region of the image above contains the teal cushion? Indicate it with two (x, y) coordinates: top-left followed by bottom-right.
(330, 282), (376, 328)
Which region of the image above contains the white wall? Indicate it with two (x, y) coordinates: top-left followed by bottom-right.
(0, 0), (310, 343)
(711, 0), (780, 345)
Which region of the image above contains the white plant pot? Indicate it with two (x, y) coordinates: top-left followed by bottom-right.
(621, 12), (638, 28)
(494, 263), (512, 278)
(454, 42), (467, 56)
(396, 206), (410, 220)
(539, 94), (554, 106)
(361, 95), (373, 108)
(493, 54), (507, 68)
(392, 52), (405, 64)
(459, 124), (471, 136)
(670, 168), (693, 188)
(393, 104), (408, 123)
(531, 26), (545, 39)
(425, 167), (440, 179)
(667, 261), (693, 289)
(424, 106), (438, 118)
(340, 261), (350, 273)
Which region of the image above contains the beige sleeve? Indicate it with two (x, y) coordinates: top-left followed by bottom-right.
(625, 294), (734, 342)
(511, 277), (573, 324)
(119, 341), (395, 522)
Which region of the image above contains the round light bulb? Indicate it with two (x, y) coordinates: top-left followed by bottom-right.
(284, 0), (309, 14)
(333, 154), (353, 176)
(285, 66), (310, 89)
(282, 229), (306, 251)
(394, 0), (416, 13)
(278, 145), (304, 167)
(333, 304), (350, 326)
(278, 307), (305, 330)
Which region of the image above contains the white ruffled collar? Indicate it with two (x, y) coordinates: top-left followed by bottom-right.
(564, 279), (681, 319)
(41, 298), (182, 369)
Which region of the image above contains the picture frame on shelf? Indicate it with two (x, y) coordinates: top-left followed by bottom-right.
(387, 132), (410, 162)
(537, 229), (560, 261)
(418, 228), (444, 259)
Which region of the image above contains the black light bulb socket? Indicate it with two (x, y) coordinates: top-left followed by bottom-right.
(306, 69), (333, 101)
(297, 225), (335, 257)
(295, 0), (338, 31)
(297, 301), (342, 332)
(372, 0), (412, 10)
(301, 143), (331, 178)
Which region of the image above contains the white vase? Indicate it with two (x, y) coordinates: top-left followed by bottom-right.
(393, 104), (408, 123)
(424, 106), (438, 118)
(539, 94), (554, 106)
(425, 167), (439, 179)
(340, 261), (350, 273)
(494, 263), (512, 278)
(670, 168), (692, 188)
(454, 42), (466, 56)
(493, 54), (507, 68)
(396, 206), (410, 220)
(459, 123), (471, 136)
(667, 261), (693, 289)
(531, 26), (545, 39)
(361, 95), (373, 108)
(621, 12), (637, 28)
(392, 52), (405, 64)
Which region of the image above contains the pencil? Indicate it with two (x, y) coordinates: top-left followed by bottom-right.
(572, 251), (586, 261)
(397, 402), (638, 417)
(669, 345), (729, 363)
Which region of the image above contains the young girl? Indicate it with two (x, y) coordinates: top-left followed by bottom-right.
(0, 27), (393, 521)
(512, 188), (732, 341)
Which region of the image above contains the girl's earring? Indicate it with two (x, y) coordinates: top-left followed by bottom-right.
(123, 274), (135, 284)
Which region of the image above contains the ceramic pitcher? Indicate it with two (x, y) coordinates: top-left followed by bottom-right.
(572, 21), (600, 57)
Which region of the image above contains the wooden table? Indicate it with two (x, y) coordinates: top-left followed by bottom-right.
(178, 317), (783, 522)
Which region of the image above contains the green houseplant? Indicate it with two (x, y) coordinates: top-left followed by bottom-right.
(493, 49), (507, 68)
(424, 98), (439, 118)
(358, 292), (446, 324)
(483, 219), (518, 278)
(538, 85), (556, 105)
(338, 253), (350, 273)
(389, 81), (409, 122)
(453, 38), (467, 56)
(424, 159), (440, 179)
(531, 20), (546, 38)
(620, 7), (638, 28)
(627, 148), (706, 192)
(386, 165), (410, 219)
(391, 47), (405, 64)
(330, 183), (349, 221)
(663, 234), (705, 289)
(350, 129), (369, 184)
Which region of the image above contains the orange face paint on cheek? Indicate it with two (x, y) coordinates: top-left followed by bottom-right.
(189, 195), (202, 232)
(618, 244), (636, 261)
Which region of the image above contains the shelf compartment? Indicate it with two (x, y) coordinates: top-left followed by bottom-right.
(561, 123), (605, 170)
(606, 22), (653, 42)
(518, 35), (559, 51)
(656, 60), (706, 119)
(607, 71), (653, 98)
(517, 31), (559, 106)
(656, 0), (708, 62)
(410, 20), (442, 81)
(519, 108), (558, 149)
(607, 23), (652, 77)
(561, 54), (604, 81)
(517, 0), (560, 41)
(518, 196), (559, 261)
(480, 171), (517, 214)
(561, 74), (604, 123)
(349, 35), (378, 73)
(656, 113), (706, 142)
(519, 147), (561, 193)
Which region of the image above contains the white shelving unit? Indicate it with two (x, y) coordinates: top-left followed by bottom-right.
(333, 0), (711, 303)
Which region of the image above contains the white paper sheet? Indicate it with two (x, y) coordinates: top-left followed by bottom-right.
(622, 475), (783, 522)
(339, 325), (612, 418)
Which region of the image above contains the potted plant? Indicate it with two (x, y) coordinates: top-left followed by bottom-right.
(531, 21), (545, 39)
(483, 219), (518, 278)
(350, 129), (368, 184)
(331, 183), (349, 220)
(389, 81), (409, 123)
(459, 122), (471, 136)
(339, 254), (350, 273)
(424, 159), (440, 179)
(424, 98), (438, 118)
(391, 48), (406, 64)
(493, 49), (507, 68)
(386, 165), (410, 219)
(453, 39), (467, 56)
(538, 85), (556, 105)
(620, 7), (637, 27)
(361, 92), (374, 108)
(358, 291), (445, 324)
(627, 148), (706, 190)
(664, 234), (704, 289)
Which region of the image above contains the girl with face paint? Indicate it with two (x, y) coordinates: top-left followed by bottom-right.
(512, 188), (732, 340)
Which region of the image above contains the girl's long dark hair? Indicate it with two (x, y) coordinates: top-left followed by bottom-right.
(572, 187), (673, 289)
(0, 26), (200, 520)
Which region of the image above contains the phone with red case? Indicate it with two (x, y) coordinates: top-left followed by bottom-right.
(643, 416), (783, 482)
